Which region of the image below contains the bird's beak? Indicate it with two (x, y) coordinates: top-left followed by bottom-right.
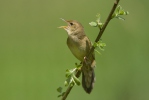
(60, 18), (67, 22)
(58, 26), (67, 29)
(58, 18), (68, 30)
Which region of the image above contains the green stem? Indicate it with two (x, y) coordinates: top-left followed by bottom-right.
(61, 0), (120, 99)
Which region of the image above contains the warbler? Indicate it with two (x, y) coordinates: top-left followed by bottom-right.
(59, 19), (96, 94)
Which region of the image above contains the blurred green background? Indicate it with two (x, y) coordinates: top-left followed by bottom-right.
(0, 0), (149, 100)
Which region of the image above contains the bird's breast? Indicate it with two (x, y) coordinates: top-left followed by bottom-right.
(67, 35), (90, 61)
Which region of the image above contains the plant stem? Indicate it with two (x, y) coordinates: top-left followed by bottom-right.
(61, 0), (120, 100)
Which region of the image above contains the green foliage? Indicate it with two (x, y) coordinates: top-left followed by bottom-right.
(112, 5), (129, 20)
(93, 40), (106, 55)
(64, 68), (81, 86)
(89, 5), (129, 30)
(57, 87), (63, 93)
(57, 87), (66, 97)
(89, 14), (104, 29)
(57, 63), (81, 97)
(89, 22), (97, 27)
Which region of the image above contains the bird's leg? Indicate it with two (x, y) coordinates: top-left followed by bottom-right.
(84, 56), (91, 64)
(83, 56), (91, 69)
(83, 56), (88, 64)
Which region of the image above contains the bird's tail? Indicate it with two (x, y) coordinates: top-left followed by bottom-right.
(82, 59), (96, 94)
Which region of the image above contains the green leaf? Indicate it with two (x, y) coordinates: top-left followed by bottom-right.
(123, 11), (129, 15)
(95, 49), (101, 55)
(57, 87), (63, 93)
(57, 92), (65, 98)
(75, 63), (82, 69)
(119, 10), (129, 15)
(73, 75), (81, 86)
(57, 95), (62, 98)
(98, 22), (104, 26)
(97, 22), (104, 29)
(93, 42), (98, 47)
(116, 5), (121, 14)
(64, 80), (69, 86)
(65, 68), (77, 78)
(65, 69), (71, 77)
(96, 14), (101, 23)
(99, 42), (106, 47)
(115, 16), (125, 20)
(125, 11), (129, 15)
(99, 42), (106, 51)
(119, 10), (125, 15)
(89, 22), (97, 27)
(70, 82), (74, 87)
(64, 68), (78, 87)
(93, 40), (106, 52)
(112, 14), (116, 18)
(112, 5), (129, 20)
(65, 75), (72, 86)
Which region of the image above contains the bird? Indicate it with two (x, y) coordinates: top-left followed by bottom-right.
(59, 18), (96, 94)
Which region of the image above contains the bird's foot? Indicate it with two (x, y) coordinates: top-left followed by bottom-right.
(83, 56), (91, 68)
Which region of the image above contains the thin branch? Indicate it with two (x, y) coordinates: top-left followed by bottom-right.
(87, 0), (120, 57)
(62, 70), (81, 100)
(61, 0), (120, 100)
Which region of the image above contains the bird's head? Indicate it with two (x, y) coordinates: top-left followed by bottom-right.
(59, 18), (84, 35)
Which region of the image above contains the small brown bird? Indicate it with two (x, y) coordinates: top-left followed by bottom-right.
(59, 19), (96, 94)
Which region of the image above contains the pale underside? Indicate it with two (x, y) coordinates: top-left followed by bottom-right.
(67, 35), (91, 62)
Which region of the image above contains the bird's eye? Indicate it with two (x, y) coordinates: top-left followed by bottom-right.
(70, 22), (73, 26)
